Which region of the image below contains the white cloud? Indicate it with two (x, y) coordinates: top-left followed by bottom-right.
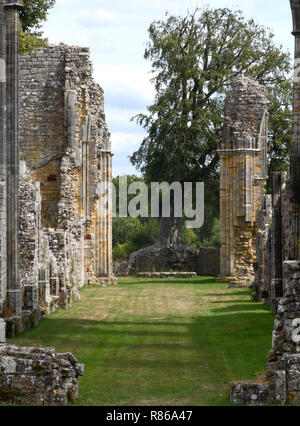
(111, 132), (145, 156)
(76, 8), (121, 27)
(111, 132), (145, 176)
(94, 64), (155, 109)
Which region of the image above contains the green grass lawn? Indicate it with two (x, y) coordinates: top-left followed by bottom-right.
(9, 276), (275, 406)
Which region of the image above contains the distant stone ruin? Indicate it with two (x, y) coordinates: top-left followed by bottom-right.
(127, 245), (220, 277)
(218, 75), (268, 288)
(0, 3), (115, 333)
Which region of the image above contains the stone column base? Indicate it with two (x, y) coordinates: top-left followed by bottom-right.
(216, 275), (233, 283)
(217, 275), (254, 288)
(88, 275), (118, 286)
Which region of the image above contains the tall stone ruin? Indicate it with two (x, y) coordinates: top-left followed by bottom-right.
(0, 0), (23, 327)
(0, 3), (115, 337)
(231, 0), (300, 405)
(218, 76), (268, 287)
(290, 0), (300, 262)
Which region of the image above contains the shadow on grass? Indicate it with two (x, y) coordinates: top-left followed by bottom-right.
(119, 277), (219, 286)
(11, 311), (274, 378)
(9, 288), (275, 406)
(203, 292), (252, 298)
(210, 303), (271, 314)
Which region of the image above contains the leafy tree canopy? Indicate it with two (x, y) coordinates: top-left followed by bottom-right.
(20, 0), (56, 34)
(19, 0), (55, 53)
(130, 7), (292, 186)
(19, 25), (48, 53)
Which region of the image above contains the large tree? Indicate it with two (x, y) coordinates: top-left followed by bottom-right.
(131, 7), (292, 246)
(19, 0), (56, 53)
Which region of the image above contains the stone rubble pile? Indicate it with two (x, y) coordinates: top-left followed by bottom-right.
(0, 344), (84, 406)
(231, 261), (300, 405)
(137, 272), (197, 279)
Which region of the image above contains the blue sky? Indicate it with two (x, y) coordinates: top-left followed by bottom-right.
(42, 0), (294, 177)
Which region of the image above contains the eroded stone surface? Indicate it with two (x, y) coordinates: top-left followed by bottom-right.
(0, 45), (115, 336)
(231, 261), (300, 405)
(137, 272), (197, 279)
(218, 75), (268, 287)
(128, 245), (220, 276)
(230, 381), (274, 406)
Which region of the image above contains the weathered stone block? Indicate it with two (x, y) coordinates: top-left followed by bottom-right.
(0, 345), (84, 406)
(230, 381), (273, 406)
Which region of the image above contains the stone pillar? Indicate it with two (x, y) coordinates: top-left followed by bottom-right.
(0, 0), (7, 314)
(290, 0), (300, 260)
(218, 76), (268, 287)
(3, 0), (22, 318)
(96, 150), (113, 279)
(271, 172), (286, 312)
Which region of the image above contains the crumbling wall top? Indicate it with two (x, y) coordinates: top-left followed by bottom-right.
(220, 75), (268, 151)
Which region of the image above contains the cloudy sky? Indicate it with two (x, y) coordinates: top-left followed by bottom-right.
(42, 0), (294, 177)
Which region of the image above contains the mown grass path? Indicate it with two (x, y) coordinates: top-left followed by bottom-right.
(10, 277), (275, 406)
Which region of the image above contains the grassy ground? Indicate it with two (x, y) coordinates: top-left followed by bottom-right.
(10, 276), (275, 406)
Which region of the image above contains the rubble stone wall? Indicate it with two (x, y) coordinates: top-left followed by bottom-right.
(218, 76), (268, 287)
(231, 261), (300, 405)
(253, 173), (292, 312)
(0, 45), (114, 336)
(0, 344), (84, 406)
(127, 245), (220, 276)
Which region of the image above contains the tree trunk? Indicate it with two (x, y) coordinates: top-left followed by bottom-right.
(158, 217), (182, 247)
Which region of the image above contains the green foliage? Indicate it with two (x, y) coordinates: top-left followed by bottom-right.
(20, 0), (56, 34)
(130, 219), (160, 249)
(112, 175), (160, 261)
(181, 228), (201, 250)
(113, 218), (160, 261)
(112, 242), (135, 262)
(131, 7), (292, 242)
(181, 218), (220, 249)
(112, 217), (142, 247)
(19, 25), (48, 53)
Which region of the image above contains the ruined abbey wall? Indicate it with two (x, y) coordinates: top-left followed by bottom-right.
(253, 172), (294, 312)
(0, 44), (114, 336)
(230, 2), (300, 405)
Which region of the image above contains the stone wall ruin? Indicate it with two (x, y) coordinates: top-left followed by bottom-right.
(218, 75), (268, 287)
(230, 0), (300, 405)
(0, 5), (115, 337)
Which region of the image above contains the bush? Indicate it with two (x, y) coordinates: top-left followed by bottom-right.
(181, 228), (202, 250)
(113, 242), (134, 262)
(19, 26), (48, 53)
(113, 217), (142, 247)
(112, 218), (160, 261)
